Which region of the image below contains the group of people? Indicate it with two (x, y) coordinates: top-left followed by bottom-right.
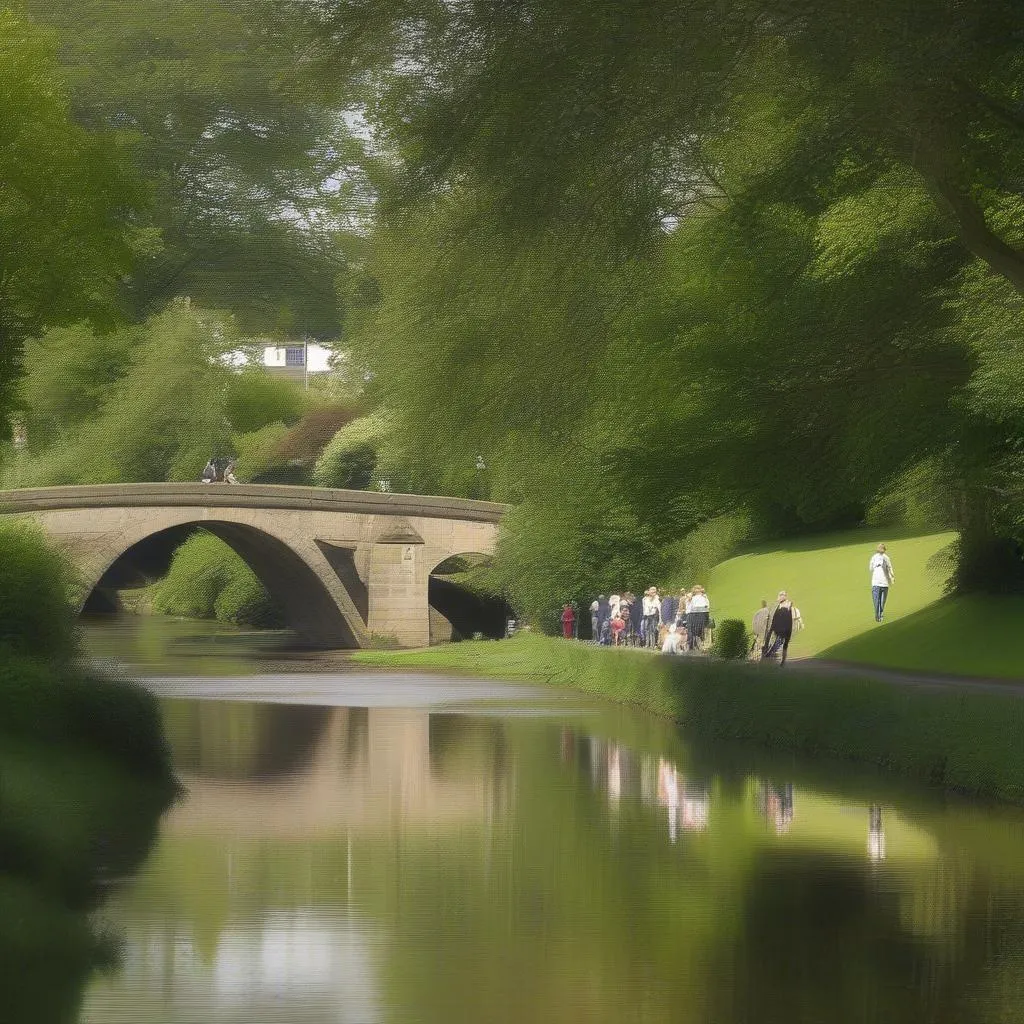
(579, 587), (714, 652)
(200, 457), (239, 484)
(562, 542), (896, 667)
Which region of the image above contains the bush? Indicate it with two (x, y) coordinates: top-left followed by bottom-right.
(313, 410), (392, 488)
(0, 522), (78, 662)
(214, 573), (285, 627)
(712, 618), (750, 660)
(152, 532), (281, 626)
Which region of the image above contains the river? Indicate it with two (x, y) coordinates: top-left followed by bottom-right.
(75, 615), (1024, 1024)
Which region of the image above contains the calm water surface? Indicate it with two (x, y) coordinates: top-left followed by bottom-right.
(78, 617), (1024, 1023)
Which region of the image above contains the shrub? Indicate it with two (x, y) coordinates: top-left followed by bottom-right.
(153, 532), (280, 626)
(0, 522), (78, 662)
(214, 573), (285, 627)
(712, 618), (750, 660)
(313, 410), (392, 488)
(274, 403), (360, 465)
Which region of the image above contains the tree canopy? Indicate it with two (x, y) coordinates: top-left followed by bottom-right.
(0, 11), (144, 422)
(318, 0), (1024, 619)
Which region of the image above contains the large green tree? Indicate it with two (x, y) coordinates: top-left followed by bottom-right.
(321, 0), (1024, 613)
(27, 0), (368, 338)
(0, 11), (144, 424)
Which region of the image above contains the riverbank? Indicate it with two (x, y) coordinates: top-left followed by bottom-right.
(353, 635), (1024, 804)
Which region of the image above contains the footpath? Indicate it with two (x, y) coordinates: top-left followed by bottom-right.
(793, 658), (1024, 698)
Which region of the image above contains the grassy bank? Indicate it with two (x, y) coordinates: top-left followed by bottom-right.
(354, 634), (1024, 804)
(704, 526), (957, 659)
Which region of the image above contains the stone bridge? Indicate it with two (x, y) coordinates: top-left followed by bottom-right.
(0, 484), (506, 648)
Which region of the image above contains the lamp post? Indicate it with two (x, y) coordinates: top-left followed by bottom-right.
(474, 455), (486, 499)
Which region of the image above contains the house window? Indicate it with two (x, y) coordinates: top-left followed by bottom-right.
(285, 346), (305, 367)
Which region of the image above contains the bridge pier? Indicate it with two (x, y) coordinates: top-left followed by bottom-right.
(366, 541), (430, 648)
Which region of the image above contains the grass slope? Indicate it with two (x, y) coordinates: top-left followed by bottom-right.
(822, 595), (1024, 679)
(704, 527), (957, 659)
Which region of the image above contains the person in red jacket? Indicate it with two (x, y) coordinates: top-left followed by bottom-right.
(561, 604), (576, 639)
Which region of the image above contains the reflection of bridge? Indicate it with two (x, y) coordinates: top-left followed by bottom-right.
(0, 484), (505, 648)
(169, 708), (504, 837)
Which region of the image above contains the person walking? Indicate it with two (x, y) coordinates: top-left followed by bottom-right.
(763, 591), (796, 665)
(869, 543), (895, 622)
(590, 597), (600, 643)
(751, 599), (770, 658)
(561, 603), (576, 639)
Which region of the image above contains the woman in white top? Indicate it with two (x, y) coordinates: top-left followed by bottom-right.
(868, 543), (895, 622)
(687, 585), (710, 651)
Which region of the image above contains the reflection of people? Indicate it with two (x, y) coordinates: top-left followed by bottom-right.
(869, 805), (886, 861)
(869, 543), (895, 622)
(756, 781), (793, 833)
(657, 758), (680, 843)
(607, 745), (622, 803)
(680, 784), (709, 831)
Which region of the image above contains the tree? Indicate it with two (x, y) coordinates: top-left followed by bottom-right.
(26, 0), (369, 338)
(324, 0), (1024, 601)
(0, 11), (144, 425)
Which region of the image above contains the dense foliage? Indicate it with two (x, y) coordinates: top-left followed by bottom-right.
(26, 0), (365, 338)
(0, 11), (144, 425)
(309, 0), (1024, 622)
(7, 0), (1024, 630)
(11, 302), (309, 486)
(153, 532), (282, 627)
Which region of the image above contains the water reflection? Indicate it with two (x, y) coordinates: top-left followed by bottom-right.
(80, 691), (1024, 1024)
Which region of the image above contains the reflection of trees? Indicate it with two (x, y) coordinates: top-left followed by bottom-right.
(0, 744), (169, 1024)
(86, 711), (1024, 1024)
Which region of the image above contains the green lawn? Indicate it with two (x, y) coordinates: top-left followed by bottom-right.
(704, 527), (957, 659)
(822, 594), (1024, 679)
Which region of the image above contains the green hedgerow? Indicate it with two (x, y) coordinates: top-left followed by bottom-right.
(0, 522), (78, 662)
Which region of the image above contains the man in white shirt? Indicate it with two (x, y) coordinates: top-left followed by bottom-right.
(641, 588), (661, 649)
(869, 543), (895, 622)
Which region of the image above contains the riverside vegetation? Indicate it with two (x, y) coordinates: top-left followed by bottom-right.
(0, 523), (178, 1023)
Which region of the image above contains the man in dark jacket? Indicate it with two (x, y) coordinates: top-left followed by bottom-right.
(762, 592), (795, 665)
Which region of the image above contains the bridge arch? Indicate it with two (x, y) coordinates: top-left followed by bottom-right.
(84, 520), (362, 648)
(428, 551), (511, 642)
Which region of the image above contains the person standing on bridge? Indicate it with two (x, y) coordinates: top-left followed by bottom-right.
(200, 458), (216, 484)
(869, 543), (895, 622)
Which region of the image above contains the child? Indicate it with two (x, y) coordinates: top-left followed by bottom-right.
(610, 610), (626, 646)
